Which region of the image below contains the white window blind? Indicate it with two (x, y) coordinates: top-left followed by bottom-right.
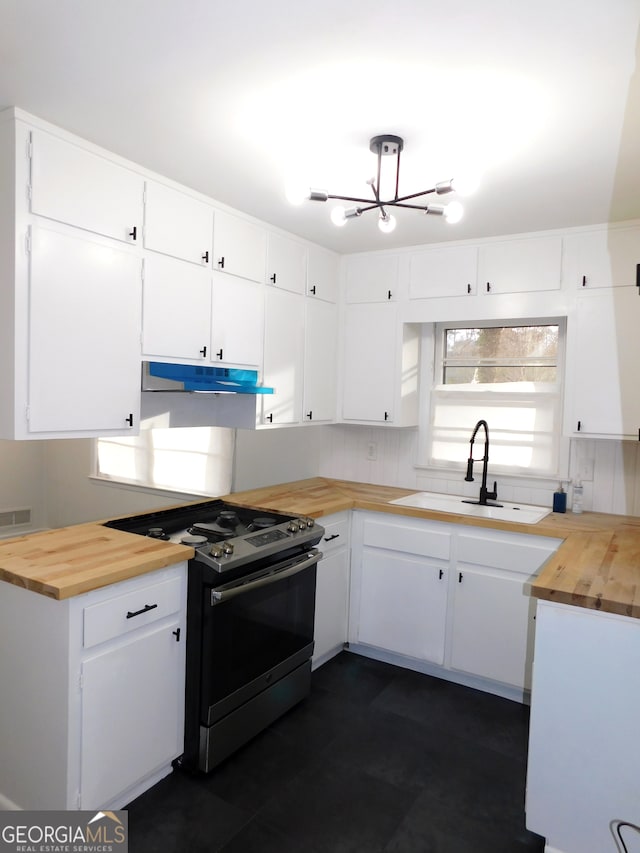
(428, 322), (564, 476)
(96, 427), (234, 496)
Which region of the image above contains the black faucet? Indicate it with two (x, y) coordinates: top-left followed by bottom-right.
(462, 419), (503, 507)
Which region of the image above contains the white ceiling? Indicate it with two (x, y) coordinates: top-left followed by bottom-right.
(1, 0), (639, 254)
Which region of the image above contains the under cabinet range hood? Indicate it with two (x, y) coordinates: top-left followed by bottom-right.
(142, 362), (273, 395)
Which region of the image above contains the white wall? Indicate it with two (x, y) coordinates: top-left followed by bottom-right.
(0, 439), (47, 533)
(40, 426), (325, 528)
(0, 424), (637, 532)
(317, 425), (640, 516)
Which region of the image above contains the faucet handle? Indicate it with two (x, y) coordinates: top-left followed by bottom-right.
(487, 481), (498, 500)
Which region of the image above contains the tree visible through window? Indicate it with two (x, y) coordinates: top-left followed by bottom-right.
(429, 322), (563, 475)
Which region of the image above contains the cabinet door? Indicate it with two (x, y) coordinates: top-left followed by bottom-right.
(266, 233), (307, 294)
(342, 302), (396, 422)
(307, 245), (339, 302)
(80, 620), (184, 809)
(211, 273), (263, 368)
(303, 298), (337, 423)
(262, 288), (305, 424)
(142, 253), (211, 361)
(144, 180), (213, 266)
(345, 254), (398, 303)
(30, 129), (143, 244)
(477, 235), (562, 294)
(450, 568), (533, 689)
(566, 286), (640, 437)
(313, 549), (349, 666)
(212, 209), (266, 283)
(357, 549), (447, 664)
(564, 226), (640, 288)
(28, 225), (141, 434)
(409, 245), (478, 298)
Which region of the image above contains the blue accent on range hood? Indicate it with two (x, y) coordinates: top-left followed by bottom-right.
(148, 362), (273, 394)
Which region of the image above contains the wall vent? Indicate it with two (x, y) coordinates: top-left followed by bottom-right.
(0, 508), (32, 528)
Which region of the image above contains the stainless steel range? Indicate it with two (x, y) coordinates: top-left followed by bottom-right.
(104, 500), (324, 772)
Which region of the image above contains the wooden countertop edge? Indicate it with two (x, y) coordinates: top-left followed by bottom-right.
(1, 476), (638, 613)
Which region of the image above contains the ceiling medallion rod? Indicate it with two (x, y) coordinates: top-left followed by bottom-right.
(305, 134), (472, 234)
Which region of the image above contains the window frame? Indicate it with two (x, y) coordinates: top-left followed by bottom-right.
(419, 317), (567, 479)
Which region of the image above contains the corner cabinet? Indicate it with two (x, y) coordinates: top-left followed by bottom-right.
(341, 302), (419, 425)
(0, 564), (187, 811)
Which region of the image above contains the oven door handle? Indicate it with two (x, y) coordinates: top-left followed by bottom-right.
(210, 549), (322, 606)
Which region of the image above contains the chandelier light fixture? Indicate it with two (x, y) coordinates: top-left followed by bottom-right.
(294, 134), (477, 234)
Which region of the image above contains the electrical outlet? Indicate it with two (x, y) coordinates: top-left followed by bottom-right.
(580, 458), (595, 482)
(367, 442), (377, 461)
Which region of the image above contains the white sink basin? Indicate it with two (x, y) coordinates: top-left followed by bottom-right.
(389, 491), (552, 525)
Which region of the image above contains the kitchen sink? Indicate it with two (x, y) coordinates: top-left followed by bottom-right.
(389, 491), (552, 525)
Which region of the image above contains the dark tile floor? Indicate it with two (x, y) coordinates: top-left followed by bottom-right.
(127, 652), (545, 852)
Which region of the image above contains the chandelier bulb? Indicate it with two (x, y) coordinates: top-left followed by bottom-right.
(378, 212), (397, 234)
(444, 201), (464, 224)
(330, 206), (348, 227)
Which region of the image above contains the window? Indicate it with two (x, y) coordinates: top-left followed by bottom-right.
(427, 321), (564, 476)
(95, 427), (234, 497)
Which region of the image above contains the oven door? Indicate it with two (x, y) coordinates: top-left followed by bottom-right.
(199, 548), (320, 726)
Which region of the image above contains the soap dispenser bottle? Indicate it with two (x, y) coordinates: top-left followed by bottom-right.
(553, 482), (567, 513)
(572, 479), (584, 514)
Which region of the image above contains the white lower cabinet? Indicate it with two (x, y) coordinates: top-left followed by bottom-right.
(0, 564), (187, 811)
(350, 513), (451, 665)
(349, 511), (561, 696)
(450, 568), (535, 688)
(358, 550), (448, 664)
(313, 512), (350, 668)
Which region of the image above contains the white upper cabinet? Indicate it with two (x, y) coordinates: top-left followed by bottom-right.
(143, 180), (213, 266)
(307, 245), (339, 302)
(563, 225), (640, 289)
(212, 209), (267, 283)
(477, 235), (562, 294)
(303, 298), (337, 423)
(142, 253), (211, 362)
(564, 285), (640, 439)
(29, 129), (143, 244)
(266, 233), (307, 294)
(261, 288), (305, 425)
(409, 245), (478, 298)
(211, 273), (264, 368)
(28, 224), (142, 435)
(341, 302), (419, 426)
(345, 253), (398, 302)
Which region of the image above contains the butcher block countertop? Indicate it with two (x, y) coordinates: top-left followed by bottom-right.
(0, 476), (639, 615)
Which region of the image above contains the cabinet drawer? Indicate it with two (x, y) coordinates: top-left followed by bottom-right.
(457, 533), (560, 576)
(319, 516), (349, 555)
(83, 575), (183, 649)
(362, 518), (450, 560)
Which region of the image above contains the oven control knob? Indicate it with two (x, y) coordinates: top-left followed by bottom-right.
(298, 519), (307, 531)
(210, 545), (224, 559)
(305, 517), (315, 528)
(287, 521), (299, 533)
(222, 542), (234, 556)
